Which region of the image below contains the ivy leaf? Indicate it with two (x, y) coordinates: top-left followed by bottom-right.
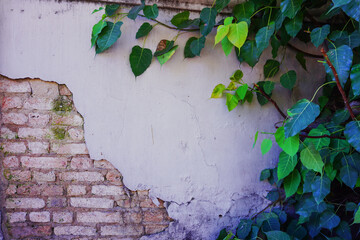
(285, 13), (303, 37)
(311, 174), (331, 203)
(340, 0), (360, 22)
(129, 45), (153, 77)
(171, 11), (190, 28)
(157, 46), (178, 66)
(278, 151), (298, 180)
(265, 231), (291, 240)
(200, 8), (217, 36)
(264, 60), (280, 78)
(280, 0), (303, 19)
(261, 139), (272, 155)
(286, 220), (307, 239)
(296, 52), (307, 71)
(226, 93), (239, 111)
(91, 20), (107, 47)
(255, 22), (275, 54)
(284, 99), (320, 138)
(335, 221), (352, 240)
(304, 124), (331, 150)
(354, 206), (360, 224)
(232, 1), (255, 21)
(221, 37), (233, 56)
(344, 121), (360, 152)
(275, 127), (299, 156)
(236, 219), (252, 239)
(143, 4), (159, 19)
(228, 22), (248, 49)
(105, 4), (120, 16)
(215, 25), (230, 46)
(135, 23), (153, 39)
(211, 84), (226, 98)
(324, 45), (353, 87)
(284, 169), (301, 198)
(236, 84), (248, 100)
(96, 21), (123, 54)
(184, 37), (197, 58)
(280, 70), (297, 89)
(310, 24), (330, 47)
(319, 210), (340, 230)
(300, 144), (324, 173)
(190, 37), (206, 56)
(271, 36), (281, 59)
(215, 0), (231, 12)
(240, 40), (260, 67)
(127, 0), (145, 20)
(350, 64), (360, 96)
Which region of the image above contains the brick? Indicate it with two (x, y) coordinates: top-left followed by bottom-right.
(100, 225), (144, 236)
(59, 172), (103, 182)
(70, 157), (93, 169)
(4, 170), (31, 181)
(52, 143), (88, 154)
(77, 211), (122, 223)
(21, 156), (67, 169)
(42, 184), (63, 196)
(0, 126), (17, 139)
(7, 212), (26, 223)
(70, 198), (114, 208)
(54, 226), (96, 236)
(28, 141), (49, 154)
(33, 171), (56, 182)
(10, 226), (51, 238)
(6, 184), (17, 195)
(145, 224), (168, 235)
(3, 156), (19, 168)
(92, 185), (125, 196)
(24, 97), (53, 110)
(124, 211), (142, 224)
(52, 114), (83, 126)
(68, 128), (84, 141)
(2, 142), (26, 154)
(106, 170), (123, 185)
(30, 79), (59, 98)
(5, 198), (45, 209)
(18, 127), (49, 139)
(59, 84), (72, 95)
(0, 79), (31, 93)
(2, 96), (23, 110)
(47, 197), (67, 208)
(67, 185), (86, 196)
(94, 159), (115, 169)
(17, 184), (42, 195)
(28, 112), (50, 126)
(144, 210), (164, 222)
(139, 198), (158, 208)
(3, 112), (28, 125)
(29, 211), (50, 222)
(53, 212), (73, 223)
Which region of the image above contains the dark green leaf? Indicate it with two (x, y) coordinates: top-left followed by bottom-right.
(285, 13), (303, 37)
(105, 4), (120, 16)
(247, 226), (260, 240)
(296, 52), (307, 71)
(280, 0), (303, 19)
(226, 93), (238, 111)
(273, 209), (287, 224)
(284, 169), (301, 198)
(200, 8), (217, 36)
(255, 22), (275, 54)
(171, 11), (190, 28)
(230, 70), (244, 82)
(304, 124), (331, 150)
(91, 20), (107, 47)
(354, 206), (360, 223)
(330, 0), (351, 11)
(300, 144), (324, 173)
(154, 40), (174, 57)
(128, 0), (145, 20)
(335, 221), (352, 240)
(278, 151), (298, 180)
(92, 7), (104, 14)
(190, 37), (206, 56)
(184, 37), (197, 58)
(271, 36), (281, 58)
(216, 228), (227, 240)
(257, 213), (280, 232)
(233, 1), (254, 21)
(286, 220), (307, 240)
(324, 45), (353, 87)
(307, 213), (321, 237)
(143, 4), (159, 19)
(311, 174), (331, 203)
(236, 219), (252, 238)
(129, 45), (153, 77)
(265, 231), (290, 240)
(280, 70), (297, 89)
(319, 210), (340, 230)
(240, 40), (260, 67)
(339, 162), (358, 189)
(296, 195), (327, 218)
(284, 99), (320, 138)
(260, 168), (271, 181)
(264, 60), (280, 78)
(332, 31), (360, 49)
(344, 121), (360, 152)
(310, 25), (330, 47)
(325, 163), (337, 181)
(261, 138), (272, 155)
(135, 23), (153, 39)
(346, 202), (357, 211)
(340, 0), (360, 21)
(96, 21), (123, 54)
(275, 127), (299, 156)
(350, 64), (360, 96)
(303, 170), (316, 193)
(332, 109), (350, 124)
(330, 138), (350, 154)
(244, 90), (253, 103)
(263, 81), (275, 94)
(266, 190), (280, 201)
(215, 0), (231, 12)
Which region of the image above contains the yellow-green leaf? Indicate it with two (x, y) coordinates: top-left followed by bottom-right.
(300, 144), (324, 173)
(157, 46), (178, 66)
(211, 84), (226, 98)
(227, 22), (248, 49)
(215, 25), (230, 46)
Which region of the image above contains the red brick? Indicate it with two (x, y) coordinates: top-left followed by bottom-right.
(7, 212), (26, 223)
(145, 224), (168, 234)
(17, 184), (42, 195)
(92, 185), (125, 196)
(3, 156), (19, 168)
(18, 127), (49, 139)
(53, 211), (73, 223)
(51, 143), (88, 154)
(94, 159), (115, 169)
(144, 210), (164, 222)
(29, 211), (50, 222)
(52, 114), (83, 126)
(24, 97), (53, 110)
(70, 198), (114, 208)
(4, 170), (31, 181)
(70, 157), (93, 169)
(30, 79), (59, 98)
(5, 198), (45, 209)
(1, 126), (17, 139)
(3, 112), (28, 125)
(6, 184), (17, 195)
(106, 170), (123, 185)
(0, 79), (31, 93)
(28, 112), (50, 126)
(2, 96), (23, 110)
(68, 128), (84, 141)
(77, 211), (122, 223)
(42, 184), (63, 196)
(21, 156), (67, 169)
(59, 84), (72, 95)
(32, 171), (56, 182)
(124, 211), (142, 224)
(54, 226), (96, 236)
(100, 225), (144, 236)
(10, 226), (52, 238)
(59, 172), (103, 182)
(47, 197), (67, 208)
(28, 141), (49, 154)
(2, 142), (26, 154)
(67, 185), (86, 196)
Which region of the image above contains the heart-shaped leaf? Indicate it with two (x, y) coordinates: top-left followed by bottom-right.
(344, 121), (360, 152)
(190, 37), (206, 56)
(233, 1), (254, 21)
(255, 22), (275, 54)
(96, 21), (123, 54)
(105, 4), (120, 16)
(200, 8), (217, 36)
(215, 25), (230, 45)
(278, 151), (298, 180)
(300, 144), (324, 173)
(265, 231), (291, 240)
(226, 93), (239, 111)
(275, 127), (299, 156)
(184, 37), (197, 58)
(280, 0), (303, 19)
(228, 22), (248, 49)
(136, 23), (153, 39)
(91, 20), (107, 47)
(261, 139), (272, 155)
(310, 24), (330, 47)
(285, 13), (303, 37)
(143, 4), (159, 19)
(280, 70), (297, 89)
(350, 64), (360, 96)
(211, 84), (226, 98)
(128, 0), (145, 20)
(129, 45), (153, 77)
(311, 174), (331, 203)
(284, 169), (301, 198)
(157, 46), (178, 66)
(239, 40), (260, 67)
(264, 60), (280, 78)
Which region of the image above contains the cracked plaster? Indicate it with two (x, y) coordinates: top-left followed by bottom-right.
(0, 0), (325, 238)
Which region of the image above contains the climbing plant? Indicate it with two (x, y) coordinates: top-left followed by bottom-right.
(91, 0), (360, 239)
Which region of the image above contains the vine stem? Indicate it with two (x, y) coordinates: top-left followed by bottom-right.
(320, 48), (356, 120)
(251, 199), (281, 220)
(299, 134), (345, 140)
(138, 14), (200, 32)
(254, 84), (287, 119)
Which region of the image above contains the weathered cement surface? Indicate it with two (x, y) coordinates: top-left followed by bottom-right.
(0, 0), (324, 238)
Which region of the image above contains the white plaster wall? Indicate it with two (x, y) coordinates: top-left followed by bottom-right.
(0, 0), (324, 238)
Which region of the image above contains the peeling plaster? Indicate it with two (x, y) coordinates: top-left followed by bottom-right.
(0, 0), (325, 238)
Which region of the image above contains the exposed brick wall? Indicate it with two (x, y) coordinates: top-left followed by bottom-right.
(0, 76), (170, 239)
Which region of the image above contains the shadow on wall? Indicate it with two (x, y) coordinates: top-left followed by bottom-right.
(0, 75), (171, 239)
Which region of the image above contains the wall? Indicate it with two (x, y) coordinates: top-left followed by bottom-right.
(0, 0), (325, 239)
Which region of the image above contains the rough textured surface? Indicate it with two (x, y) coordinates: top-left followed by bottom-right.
(0, 77), (170, 239)
(0, 0), (325, 239)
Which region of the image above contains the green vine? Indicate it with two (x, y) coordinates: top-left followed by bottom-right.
(90, 0), (360, 239)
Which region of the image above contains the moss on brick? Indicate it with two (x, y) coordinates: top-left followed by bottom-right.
(52, 96), (73, 113)
(51, 127), (67, 140)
